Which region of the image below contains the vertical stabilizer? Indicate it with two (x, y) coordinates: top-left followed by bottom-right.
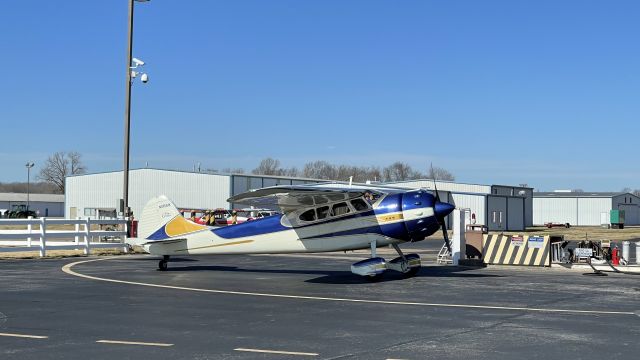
(137, 196), (182, 239)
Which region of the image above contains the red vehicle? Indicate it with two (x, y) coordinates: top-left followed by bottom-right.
(187, 208), (279, 226)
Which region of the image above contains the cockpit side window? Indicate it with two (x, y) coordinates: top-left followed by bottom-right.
(350, 198), (369, 211)
(299, 209), (316, 222)
(317, 206), (330, 219)
(331, 202), (351, 216)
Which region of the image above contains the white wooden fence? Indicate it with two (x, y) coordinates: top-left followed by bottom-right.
(0, 217), (129, 257)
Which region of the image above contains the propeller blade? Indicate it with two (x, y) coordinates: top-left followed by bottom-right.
(430, 163), (441, 203)
(431, 162), (453, 253)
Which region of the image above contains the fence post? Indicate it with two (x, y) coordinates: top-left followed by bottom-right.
(39, 218), (47, 257)
(75, 217), (80, 245)
(84, 218), (91, 255)
(27, 216), (33, 247)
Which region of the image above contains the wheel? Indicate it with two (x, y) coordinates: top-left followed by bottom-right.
(158, 260), (168, 271)
(404, 267), (420, 277)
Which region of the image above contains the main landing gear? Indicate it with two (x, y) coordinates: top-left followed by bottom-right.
(158, 255), (170, 271)
(350, 242), (421, 280)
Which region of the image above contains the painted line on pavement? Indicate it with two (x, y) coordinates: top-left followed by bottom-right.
(235, 347), (318, 356)
(0, 332), (48, 339)
(96, 339), (173, 347)
(62, 258), (636, 317)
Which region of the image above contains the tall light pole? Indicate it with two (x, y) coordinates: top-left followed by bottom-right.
(123, 0), (149, 218)
(25, 162), (34, 212)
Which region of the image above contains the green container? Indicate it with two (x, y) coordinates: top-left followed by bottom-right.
(610, 209), (625, 224)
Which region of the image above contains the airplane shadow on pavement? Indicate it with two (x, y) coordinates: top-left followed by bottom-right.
(157, 263), (500, 284)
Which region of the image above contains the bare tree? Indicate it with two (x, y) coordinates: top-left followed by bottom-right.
(37, 151), (87, 194)
(427, 166), (455, 181)
(252, 158), (282, 176)
(282, 167), (299, 177)
(383, 162), (421, 182)
(303, 161), (337, 179)
(222, 167), (245, 174)
(69, 151), (86, 175)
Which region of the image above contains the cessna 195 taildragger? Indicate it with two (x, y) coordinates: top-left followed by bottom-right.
(127, 183), (455, 279)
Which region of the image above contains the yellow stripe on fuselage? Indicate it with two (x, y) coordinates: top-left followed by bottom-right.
(165, 216), (208, 237)
(376, 212), (404, 223)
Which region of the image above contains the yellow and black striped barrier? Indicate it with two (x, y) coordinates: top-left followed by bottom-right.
(482, 234), (551, 267)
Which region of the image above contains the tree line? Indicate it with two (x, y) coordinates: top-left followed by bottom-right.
(4, 153), (454, 195)
(250, 157), (455, 182)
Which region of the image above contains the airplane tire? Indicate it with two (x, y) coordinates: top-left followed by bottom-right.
(158, 260), (168, 271)
(404, 266), (420, 277)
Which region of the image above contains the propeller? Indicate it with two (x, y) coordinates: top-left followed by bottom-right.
(431, 164), (453, 254)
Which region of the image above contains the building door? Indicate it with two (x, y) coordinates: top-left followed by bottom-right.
(70, 207), (77, 219)
(487, 196), (507, 231)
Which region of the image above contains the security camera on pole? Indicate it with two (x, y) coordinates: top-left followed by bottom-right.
(122, 0), (150, 221)
(130, 57), (150, 84)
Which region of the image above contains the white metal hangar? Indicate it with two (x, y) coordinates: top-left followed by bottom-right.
(65, 168), (533, 231)
(0, 193), (65, 217)
(533, 192), (640, 226)
(65, 169), (321, 219)
(383, 180), (533, 231)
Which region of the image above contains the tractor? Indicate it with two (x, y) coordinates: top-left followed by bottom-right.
(8, 204), (38, 218)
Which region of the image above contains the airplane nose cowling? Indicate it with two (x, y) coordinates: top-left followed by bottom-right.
(434, 202), (455, 219)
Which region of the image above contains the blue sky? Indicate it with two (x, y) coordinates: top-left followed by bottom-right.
(1, 1), (638, 191)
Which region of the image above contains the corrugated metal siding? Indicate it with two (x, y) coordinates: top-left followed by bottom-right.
(618, 204), (639, 225)
(577, 198), (612, 226)
(450, 194), (486, 226)
(533, 198), (578, 225)
(66, 169), (231, 218)
(0, 201), (64, 217)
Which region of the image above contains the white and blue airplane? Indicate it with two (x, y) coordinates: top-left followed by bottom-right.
(127, 183), (455, 279)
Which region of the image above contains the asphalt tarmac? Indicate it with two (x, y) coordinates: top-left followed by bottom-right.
(1, 241), (639, 359)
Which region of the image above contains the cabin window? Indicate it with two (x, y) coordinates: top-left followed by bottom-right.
(331, 202), (351, 216)
(299, 209), (316, 222)
(317, 206), (330, 219)
(350, 198), (369, 211)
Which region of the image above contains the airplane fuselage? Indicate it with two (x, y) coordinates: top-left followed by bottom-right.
(143, 190), (446, 256)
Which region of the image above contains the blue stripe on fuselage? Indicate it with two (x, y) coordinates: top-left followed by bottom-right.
(213, 215), (290, 239)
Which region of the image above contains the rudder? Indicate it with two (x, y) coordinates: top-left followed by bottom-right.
(137, 196), (183, 239)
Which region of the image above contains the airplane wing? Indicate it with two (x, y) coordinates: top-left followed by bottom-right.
(227, 184), (377, 212)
